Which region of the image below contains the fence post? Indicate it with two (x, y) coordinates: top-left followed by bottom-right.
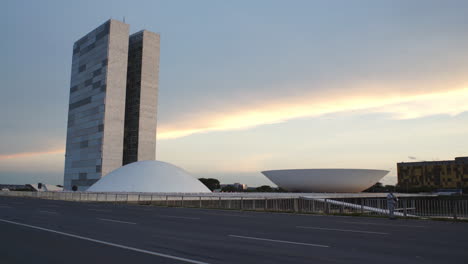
(240, 197), (243, 210)
(360, 198), (364, 214)
(324, 199), (329, 214)
(265, 198), (268, 211)
(181, 196), (184, 207)
(294, 198), (299, 213)
(452, 200), (458, 220)
(218, 197), (222, 208)
(403, 199), (407, 218)
(199, 196), (202, 208)
(166, 195), (168, 207)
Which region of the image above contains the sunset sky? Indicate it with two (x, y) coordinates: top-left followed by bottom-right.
(2, 0), (468, 187)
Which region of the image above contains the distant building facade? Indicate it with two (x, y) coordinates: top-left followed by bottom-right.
(123, 30), (160, 165)
(397, 157), (468, 190)
(64, 20), (159, 191)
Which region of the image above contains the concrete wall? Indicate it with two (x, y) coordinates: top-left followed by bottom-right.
(101, 21), (130, 177)
(138, 31), (159, 161)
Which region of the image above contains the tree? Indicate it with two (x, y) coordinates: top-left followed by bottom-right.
(198, 178), (220, 191)
(256, 185), (274, 192)
(221, 185), (238, 192)
(363, 182), (385, 192)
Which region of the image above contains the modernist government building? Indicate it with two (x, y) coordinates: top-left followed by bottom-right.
(62, 20), (392, 194)
(64, 20), (160, 191)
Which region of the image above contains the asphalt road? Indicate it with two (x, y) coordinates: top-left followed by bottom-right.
(0, 196), (467, 264)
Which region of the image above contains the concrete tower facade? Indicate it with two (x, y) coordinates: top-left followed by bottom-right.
(64, 20), (159, 191)
(123, 30), (160, 165)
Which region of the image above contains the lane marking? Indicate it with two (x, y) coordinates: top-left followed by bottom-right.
(341, 221), (426, 228)
(160, 215), (200, 220)
(98, 218), (136, 225)
(228, 235), (329, 248)
(38, 210), (59, 214)
(296, 226), (388, 235)
(0, 218), (210, 264)
(0, 205), (12, 208)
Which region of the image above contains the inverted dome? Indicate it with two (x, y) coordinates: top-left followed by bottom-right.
(87, 160), (211, 193)
(262, 169), (389, 193)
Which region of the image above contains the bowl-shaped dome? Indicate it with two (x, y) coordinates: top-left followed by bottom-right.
(262, 169), (389, 193)
(87, 160), (211, 193)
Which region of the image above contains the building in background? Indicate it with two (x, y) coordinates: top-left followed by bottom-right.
(87, 161), (211, 193)
(220, 183), (248, 192)
(397, 157), (468, 191)
(262, 169), (389, 193)
(64, 20), (160, 191)
(123, 30), (160, 165)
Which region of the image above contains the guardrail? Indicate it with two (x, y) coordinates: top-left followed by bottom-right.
(1, 191), (466, 220)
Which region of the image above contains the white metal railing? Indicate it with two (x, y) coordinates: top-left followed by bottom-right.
(0, 191), (466, 220)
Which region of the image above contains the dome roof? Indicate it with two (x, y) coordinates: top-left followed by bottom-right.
(262, 169), (389, 193)
(87, 160), (211, 193)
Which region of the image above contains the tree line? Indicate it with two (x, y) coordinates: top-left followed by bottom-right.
(198, 178), (286, 192)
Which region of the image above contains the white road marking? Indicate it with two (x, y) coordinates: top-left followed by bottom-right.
(98, 218), (136, 225)
(296, 226), (388, 235)
(228, 235), (329, 248)
(341, 221), (426, 228)
(0, 218), (210, 264)
(160, 215), (200, 220)
(38, 210), (59, 214)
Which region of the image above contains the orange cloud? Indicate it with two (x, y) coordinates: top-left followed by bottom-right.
(158, 86), (468, 140)
(3, 85), (467, 160)
(0, 148), (65, 161)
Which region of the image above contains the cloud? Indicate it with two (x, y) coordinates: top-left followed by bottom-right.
(3, 85), (467, 160)
(158, 86), (468, 139)
(0, 148), (64, 161)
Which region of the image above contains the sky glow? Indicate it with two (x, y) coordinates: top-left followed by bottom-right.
(1, 0), (467, 187)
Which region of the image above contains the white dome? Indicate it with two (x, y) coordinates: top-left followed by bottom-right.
(87, 160), (211, 193)
(262, 169), (389, 193)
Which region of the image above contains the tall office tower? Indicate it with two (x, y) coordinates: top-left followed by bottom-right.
(64, 20), (130, 191)
(123, 31), (160, 165)
(64, 20), (160, 191)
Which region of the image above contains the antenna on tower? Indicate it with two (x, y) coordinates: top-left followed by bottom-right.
(123, 16), (126, 23)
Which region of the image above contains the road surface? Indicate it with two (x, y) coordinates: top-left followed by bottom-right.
(0, 196), (467, 264)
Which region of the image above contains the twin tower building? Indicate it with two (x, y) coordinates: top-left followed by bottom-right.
(64, 20), (160, 191)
